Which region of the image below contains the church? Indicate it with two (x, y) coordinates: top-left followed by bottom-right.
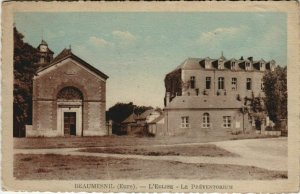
(26, 40), (109, 137)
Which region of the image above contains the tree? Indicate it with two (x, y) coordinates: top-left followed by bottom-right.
(243, 92), (265, 130)
(13, 27), (39, 137)
(262, 66), (287, 128)
(106, 102), (153, 135)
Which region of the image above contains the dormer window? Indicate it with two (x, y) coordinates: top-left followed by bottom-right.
(231, 61), (235, 70)
(245, 62), (251, 70)
(270, 63), (275, 71)
(260, 62), (265, 71)
(218, 61), (224, 70)
(205, 61), (211, 69)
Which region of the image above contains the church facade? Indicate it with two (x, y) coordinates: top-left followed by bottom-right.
(26, 40), (109, 137)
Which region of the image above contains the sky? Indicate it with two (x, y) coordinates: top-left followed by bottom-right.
(14, 12), (287, 109)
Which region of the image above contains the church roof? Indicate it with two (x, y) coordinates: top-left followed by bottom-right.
(37, 48), (109, 79)
(165, 95), (243, 110)
(51, 48), (72, 64)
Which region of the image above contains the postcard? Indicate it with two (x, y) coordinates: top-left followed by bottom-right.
(2, 1), (299, 193)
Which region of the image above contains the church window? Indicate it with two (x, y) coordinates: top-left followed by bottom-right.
(202, 113), (210, 128)
(246, 78), (252, 90)
(57, 86), (83, 100)
(218, 77), (224, 90)
(206, 77), (211, 89)
(181, 116), (190, 128)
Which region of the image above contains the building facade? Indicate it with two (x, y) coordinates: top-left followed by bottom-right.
(26, 41), (109, 137)
(163, 54), (276, 136)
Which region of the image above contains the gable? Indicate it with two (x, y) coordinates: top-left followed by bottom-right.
(35, 57), (107, 82)
(36, 51), (108, 80)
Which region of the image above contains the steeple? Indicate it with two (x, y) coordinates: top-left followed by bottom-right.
(36, 39), (54, 68)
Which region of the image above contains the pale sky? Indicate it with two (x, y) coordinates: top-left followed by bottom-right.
(15, 12), (287, 109)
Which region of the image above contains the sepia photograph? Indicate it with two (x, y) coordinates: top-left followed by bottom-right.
(2, 1), (299, 193)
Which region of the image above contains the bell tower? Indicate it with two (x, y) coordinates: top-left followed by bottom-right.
(36, 40), (54, 68)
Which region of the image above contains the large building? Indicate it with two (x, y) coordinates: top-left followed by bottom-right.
(26, 40), (109, 137)
(163, 54), (276, 136)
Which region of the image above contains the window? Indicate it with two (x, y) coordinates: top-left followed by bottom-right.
(246, 78), (252, 90)
(223, 116), (232, 128)
(260, 63), (265, 71)
(190, 76), (195, 89)
(261, 79), (264, 90)
(218, 77), (224, 90)
(246, 62), (251, 70)
(202, 113), (210, 128)
(181, 116), (190, 128)
(205, 61), (211, 69)
(231, 61), (235, 70)
(231, 78), (237, 90)
(218, 62), (224, 69)
(206, 77), (211, 89)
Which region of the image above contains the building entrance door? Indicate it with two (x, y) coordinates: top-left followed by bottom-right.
(64, 112), (76, 136)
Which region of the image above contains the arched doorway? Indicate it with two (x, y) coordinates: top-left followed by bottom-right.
(57, 86), (83, 136)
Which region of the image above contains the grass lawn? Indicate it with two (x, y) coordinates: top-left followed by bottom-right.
(14, 154), (287, 180)
(78, 144), (238, 157)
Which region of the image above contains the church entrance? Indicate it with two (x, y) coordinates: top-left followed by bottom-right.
(64, 112), (76, 136)
(57, 86), (83, 137)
